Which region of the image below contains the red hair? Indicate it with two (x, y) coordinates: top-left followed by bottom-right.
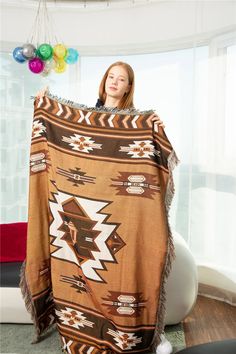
(98, 61), (135, 109)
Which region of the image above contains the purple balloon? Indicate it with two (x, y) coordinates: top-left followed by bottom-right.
(28, 57), (45, 74)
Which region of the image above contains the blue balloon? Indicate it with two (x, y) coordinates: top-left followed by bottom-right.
(13, 47), (27, 63)
(65, 48), (79, 64)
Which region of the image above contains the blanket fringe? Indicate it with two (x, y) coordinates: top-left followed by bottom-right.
(19, 260), (41, 343)
(19, 260), (55, 344)
(30, 91), (156, 116)
(151, 149), (180, 352)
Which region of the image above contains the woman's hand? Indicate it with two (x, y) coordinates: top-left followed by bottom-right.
(36, 86), (49, 99)
(149, 113), (165, 129)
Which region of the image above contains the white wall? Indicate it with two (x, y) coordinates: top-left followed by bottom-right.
(1, 0), (236, 54)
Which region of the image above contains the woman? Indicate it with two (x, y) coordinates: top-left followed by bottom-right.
(36, 61), (165, 130)
(36, 61), (172, 354)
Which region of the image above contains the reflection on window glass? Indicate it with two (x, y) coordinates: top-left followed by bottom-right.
(0, 51), (78, 222)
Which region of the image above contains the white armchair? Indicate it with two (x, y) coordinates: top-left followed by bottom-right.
(165, 230), (198, 324)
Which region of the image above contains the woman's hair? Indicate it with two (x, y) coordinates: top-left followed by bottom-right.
(98, 61), (135, 109)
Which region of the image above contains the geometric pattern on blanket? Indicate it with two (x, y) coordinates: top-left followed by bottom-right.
(20, 93), (180, 354)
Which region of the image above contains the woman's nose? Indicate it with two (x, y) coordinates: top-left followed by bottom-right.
(112, 78), (118, 85)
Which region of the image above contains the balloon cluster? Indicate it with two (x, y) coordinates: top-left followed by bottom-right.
(12, 43), (79, 75)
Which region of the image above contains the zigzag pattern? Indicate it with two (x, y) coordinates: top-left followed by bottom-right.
(36, 96), (154, 129)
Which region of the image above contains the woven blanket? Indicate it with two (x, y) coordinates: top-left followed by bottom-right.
(20, 93), (180, 354)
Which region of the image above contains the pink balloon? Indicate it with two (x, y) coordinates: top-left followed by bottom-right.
(28, 57), (45, 74)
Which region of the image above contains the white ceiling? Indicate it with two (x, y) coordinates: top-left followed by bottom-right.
(1, 0), (167, 8)
(1, 0), (235, 54)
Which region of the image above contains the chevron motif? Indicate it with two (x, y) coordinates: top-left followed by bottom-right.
(61, 336), (97, 354)
(35, 96), (155, 129)
(37, 96), (79, 121)
(62, 336), (73, 354)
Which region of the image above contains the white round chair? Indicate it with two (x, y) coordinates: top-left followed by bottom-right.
(165, 230), (198, 325)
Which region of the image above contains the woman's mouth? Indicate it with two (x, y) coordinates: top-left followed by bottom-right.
(109, 87), (117, 91)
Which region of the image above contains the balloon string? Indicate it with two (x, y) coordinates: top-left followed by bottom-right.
(45, 2), (51, 44)
(27, 0), (42, 44)
(43, 0), (46, 43)
(49, 2), (63, 44)
(45, 1), (55, 45)
(35, 0), (43, 47)
(44, 0), (49, 43)
(26, 0), (65, 47)
(36, 0), (43, 46)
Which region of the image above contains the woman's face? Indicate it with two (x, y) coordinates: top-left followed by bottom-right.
(105, 65), (131, 100)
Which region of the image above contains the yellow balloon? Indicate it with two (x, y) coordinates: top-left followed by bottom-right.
(54, 58), (67, 73)
(53, 44), (67, 59)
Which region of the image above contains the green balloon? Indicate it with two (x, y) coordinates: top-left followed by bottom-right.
(37, 43), (53, 61)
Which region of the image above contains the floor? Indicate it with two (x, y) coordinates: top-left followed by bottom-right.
(183, 295), (236, 347)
